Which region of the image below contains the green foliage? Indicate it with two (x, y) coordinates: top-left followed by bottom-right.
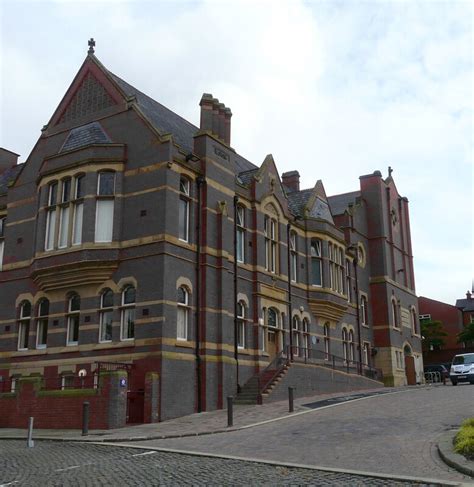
(454, 418), (474, 460)
(420, 319), (448, 351)
(457, 322), (474, 346)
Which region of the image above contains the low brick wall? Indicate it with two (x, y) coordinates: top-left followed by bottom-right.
(0, 371), (127, 430)
(263, 363), (384, 403)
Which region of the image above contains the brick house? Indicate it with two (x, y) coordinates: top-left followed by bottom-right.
(0, 45), (422, 427)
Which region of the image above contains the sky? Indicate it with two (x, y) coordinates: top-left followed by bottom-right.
(0, 0), (472, 305)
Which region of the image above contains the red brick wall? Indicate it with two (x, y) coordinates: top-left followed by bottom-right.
(0, 372), (123, 430)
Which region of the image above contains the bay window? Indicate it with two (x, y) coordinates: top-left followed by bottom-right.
(95, 172), (115, 243)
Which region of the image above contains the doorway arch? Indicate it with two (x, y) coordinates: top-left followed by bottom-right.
(403, 343), (416, 385)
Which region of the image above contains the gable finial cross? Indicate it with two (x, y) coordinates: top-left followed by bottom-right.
(88, 38), (96, 54)
(388, 166), (393, 177)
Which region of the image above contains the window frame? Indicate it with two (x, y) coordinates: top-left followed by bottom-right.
(310, 239), (323, 287)
(72, 174), (85, 246)
(392, 298), (400, 329)
(66, 294), (81, 346)
(236, 205), (245, 264)
(0, 216), (5, 271)
(99, 289), (114, 343)
(290, 231), (297, 283)
(17, 301), (31, 351)
(178, 177), (191, 243)
(323, 323), (330, 360)
(36, 299), (49, 349)
(360, 294), (369, 327)
(177, 286), (190, 341)
(95, 171), (115, 243)
(292, 316), (300, 356)
(237, 301), (246, 349)
(264, 216), (277, 273)
(120, 286), (136, 341)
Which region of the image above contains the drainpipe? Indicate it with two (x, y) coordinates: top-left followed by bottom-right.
(353, 256), (363, 374)
(195, 175), (205, 413)
(287, 222), (293, 362)
(233, 195), (240, 392)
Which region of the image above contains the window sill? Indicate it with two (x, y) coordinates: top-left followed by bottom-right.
(36, 345), (47, 350)
(99, 340), (112, 344)
(362, 324), (370, 329)
(120, 338), (135, 343)
(17, 348), (28, 352)
(66, 342), (78, 347)
(175, 340), (192, 348)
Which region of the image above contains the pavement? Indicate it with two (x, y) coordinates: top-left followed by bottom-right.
(0, 386), (409, 442)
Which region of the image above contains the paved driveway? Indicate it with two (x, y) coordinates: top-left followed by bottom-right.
(134, 384), (473, 483)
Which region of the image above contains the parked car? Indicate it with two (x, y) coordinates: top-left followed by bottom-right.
(423, 364), (449, 382)
(449, 353), (474, 385)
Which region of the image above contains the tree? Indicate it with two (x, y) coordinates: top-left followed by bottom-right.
(420, 319), (448, 351)
(458, 322), (474, 347)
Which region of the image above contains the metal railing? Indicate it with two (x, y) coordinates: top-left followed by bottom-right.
(424, 371), (442, 384)
(257, 349), (290, 397)
(41, 375), (99, 391)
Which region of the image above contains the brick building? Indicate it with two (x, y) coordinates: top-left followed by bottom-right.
(0, 45), (422, 427)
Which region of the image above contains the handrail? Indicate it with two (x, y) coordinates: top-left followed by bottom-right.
(257, 347), (290, 396)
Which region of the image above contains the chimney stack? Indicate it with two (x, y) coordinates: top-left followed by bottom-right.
(0, 148), (19, 175)
(282, 171), (300, 192)
(199, 94), (232, 145)
(467, 290), (472, 301)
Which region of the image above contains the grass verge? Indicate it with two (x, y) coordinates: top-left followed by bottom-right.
(454, 418), (474, 460)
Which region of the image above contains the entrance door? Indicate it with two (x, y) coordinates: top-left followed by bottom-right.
(267, 330), (277, 360)
(404, 355), (416, 385)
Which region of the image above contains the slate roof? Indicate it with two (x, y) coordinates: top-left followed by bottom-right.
(108, 71), (199, 155)
(327, 190), (361, 216)
(237, 168), (259, 186)
(287, 189), (313, 216)
(0, 164), (23, 196)
(455, 298), (474, 312)
(60, 122), (111, 153)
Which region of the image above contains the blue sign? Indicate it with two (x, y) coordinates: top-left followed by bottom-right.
(119, 378), (127, 388)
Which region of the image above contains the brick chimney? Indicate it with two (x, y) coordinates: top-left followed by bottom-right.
(0, 148), (19, 175)
(282, 171), (300, 192)
(467, 290), (472, 300)
(199, 94), (232, 145)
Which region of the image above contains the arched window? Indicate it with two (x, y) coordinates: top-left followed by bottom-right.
(120, 286), (135, 340)
(236, 206), (245, 263)
(323, 323), (330, 359)
(267, 308), (278, 328)
(36, 299), (49, 349)
(345, 259), (351, 302)
(264, 216), (277, 273)
(342, 327), (348, 362)
(177, 287), (190, 340)
(292, 316), (300, 356)
(392, 298), (400, 329)
(18, 301), (31, 350)
(179, 177), (190, 242)
(95, 171), (115, 243)
(99, 289), (114, 343)
(411, 308), (418, 335)
(310, 240), (322, 286)
(290, 231), (297, 282)
(360, 295), (368, 326)
(349, 330), (355, 362)
(237, 301), (245, 349)
(66, 294), (80, 346)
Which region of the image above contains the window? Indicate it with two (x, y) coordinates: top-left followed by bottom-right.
(411, 308), (418, 335)
(66, 294), (80, 345)
(342, 328), (348, 362)
(99, 289), (114, 343)
(323, 323), (330, 359)
(72, 175), (85, 245)
(349, 329), (355, 362)
(310, 240), (322, 286)
(177, 287), (189, 340)
(237, 301), (245, 349)
(363, 342), (370, 365)
(290, 231), (297, 282)
(302, 318), (309, 354)
(345, 259), (351, 302)
(179, 178), (190, 242)
(58, 178), (72, 248)
(36, 299), (49, 349)
(292, 316), (300, 355)
(329, 243), (344, 294)
(392, 298), (400, 329)
(0, 216), (5, 271)
(120, 286), (135, 340)
(61, 375), (75, 390)
(95, 172), (115, 243)
(264, 216), (277, 273)
(360, 295), (368, 326)
(45, 182), (58, 250)
(236, 206), (245, 263)
(267, 308), (278, 328)
(18, 301), (31, 350)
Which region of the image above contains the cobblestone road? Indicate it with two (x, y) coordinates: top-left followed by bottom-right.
(136, 385), (473, 483)
(0, 441), (449, 486)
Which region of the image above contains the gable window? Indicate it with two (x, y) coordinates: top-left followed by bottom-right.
(236, 206), (245, 263)
(18, 301), (31, 351)
(345, 259), (351, 302)
(45, 182), (58, 250)
(72, 175), (85, 245)
(99, 289), (114, 343)
(66, 294), (80, 346)
(120, 286), (136, 340)
(292, 316), (300, 356)
(290, 231), (297, 282)
(0, 216), (5, 271)
(310, 239), (322, 286)
(360, 295), (368, 326)
(177, 286), (189, 340)
(179, 178), (190, 242)
(237, 301), (246, 349)
(95, 172), (115, 243)
(36, 299), (49, 349)
(264, 216), (277, 273)
(323, 323), (330, 359)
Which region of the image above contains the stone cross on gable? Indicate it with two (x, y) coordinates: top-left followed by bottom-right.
(388, 166), (393, 177)
(88, 38), (95, 54)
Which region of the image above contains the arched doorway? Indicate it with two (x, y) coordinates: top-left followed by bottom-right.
(403, 344), (416, 385)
